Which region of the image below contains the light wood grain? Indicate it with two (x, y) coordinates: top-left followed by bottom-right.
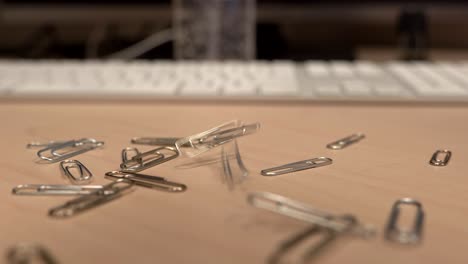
(1, 101), (468, 264)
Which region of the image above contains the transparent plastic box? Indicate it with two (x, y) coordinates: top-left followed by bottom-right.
(173, 0), (256, 60)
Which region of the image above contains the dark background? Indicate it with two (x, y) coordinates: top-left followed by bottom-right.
(1, 0), (468, 60)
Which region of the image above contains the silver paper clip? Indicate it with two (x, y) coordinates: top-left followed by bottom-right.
(198, 123), (260, 146)
(385, 198), (424, 245)
(261, 157), (332, 176)
(268, 225), (339, 264)
(247, 192), (375, 238)
(221, 140), (249, 190)
(7, 243), (58, 264)
(37, 138), (104, 163)
(121, 147), (141, 164)
(60, 160), (93, 184)
(26, 141), (66, 149)
(429, 149), (451, 166)
(105, 171), (186, 192)
(175, 120), (260, 157)
(326, 133), (365, 150)
(48, 179), (134, 218)
(131, 137), (181, 146)
(12, 184), (104, 196)
(120, 146), (179, 173)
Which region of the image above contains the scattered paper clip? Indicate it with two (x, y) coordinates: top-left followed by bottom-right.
(221, 140), (249, 190)
(48, 179), (134, 218)
(60, 160), (93, 184)
(326, 133), (365, 150)
(385, 198), (424, 245)
(261, 157), (332, 176)
(120, 146), (179, 173)
(37, 138), (104, 163)
(131, 137), (181, 146)
(12, 184), (103, 196)
(105, 171), (186, 192)
(268, 225), (337, 264)
(175, 120), (260, 157)
(26, 141), (66, 149)
(7, 243), (58, 264)
(121, 147), (141, 164)
(247, 192), (375, 238)
(429, 149), (451, 166)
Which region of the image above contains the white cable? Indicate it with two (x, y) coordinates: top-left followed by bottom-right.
(107, 28), (173, 60)
(86, 24), (107, 58)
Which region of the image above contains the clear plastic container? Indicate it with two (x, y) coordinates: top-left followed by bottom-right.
(173, 0), (256, 60)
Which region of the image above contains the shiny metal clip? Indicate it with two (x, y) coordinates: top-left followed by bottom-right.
(247, 192), (375, 238)
(121, 147), (141, 164)
(120, 146), (179, 173)
(60, 159), (93, 184)
(105, 171), (186, 192)
(429, 149), (451, 166)
(131, 137), (181, 146)
(261, 157), (332, 176)
(175, 120), (260, 157)
(197, 122), (260, 146)
(268, 225), (338, 264)
(221, 140), (248, 190)
(26, 141), (66, 149)
(12, 184), (104, 196)
(326, 133), (365, 150)
(37, 138), (104, 163)
(385, 198), (424, 245)
(48, 179), (134, 218)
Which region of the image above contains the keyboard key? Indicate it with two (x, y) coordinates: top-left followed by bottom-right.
(223, 80), (257, 96)
(330, 61), (355, 78)
(314, 84), (342, 96)
(375, 85), (406, 96)
(342, 80), (372, 96)
(355, 61), (384, 76)
(304, 62), (329, 77)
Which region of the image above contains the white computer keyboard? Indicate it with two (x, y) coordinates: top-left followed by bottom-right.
(1, 60), (468, 102)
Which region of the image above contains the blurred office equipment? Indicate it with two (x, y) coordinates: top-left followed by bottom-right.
(2, 60), (468, 102)
(1, 1), (468, 60)
(397, 7), (429, 60)
(1, 1), (468, 103)
(173, 0), (255, 60)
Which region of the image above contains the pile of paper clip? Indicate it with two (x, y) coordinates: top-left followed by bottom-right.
(10, 120), (433, 263)
(14, 120), (259, 219)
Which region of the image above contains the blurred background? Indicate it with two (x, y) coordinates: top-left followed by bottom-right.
(1, 0), (468, 61)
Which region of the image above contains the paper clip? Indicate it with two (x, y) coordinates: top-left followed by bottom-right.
(37, 138), (104, 163)
(12, 184), (104, 196)
(429, 149), (451, 166)
(385, 198), (424, 245)
(326, 133), (365, 150)
(26, 141), (66, 149)
(7, 243), (58, 264)
(48, 179), (134, 218)
(59, 160), (93, 184)
(261, 157), (332, 176)
(105, 171), (186, 192)
(175, 120), (260, 157)
(268, 225), (338, 264)
(221, 140), (249, 190)
(120, 146), (179, 173)
(121, 147), (141, 164)
(131, 137), (181, 146)
(247, 192), (375, 238)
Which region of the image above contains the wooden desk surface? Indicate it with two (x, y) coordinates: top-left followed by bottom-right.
(1, 101), (468, 264)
